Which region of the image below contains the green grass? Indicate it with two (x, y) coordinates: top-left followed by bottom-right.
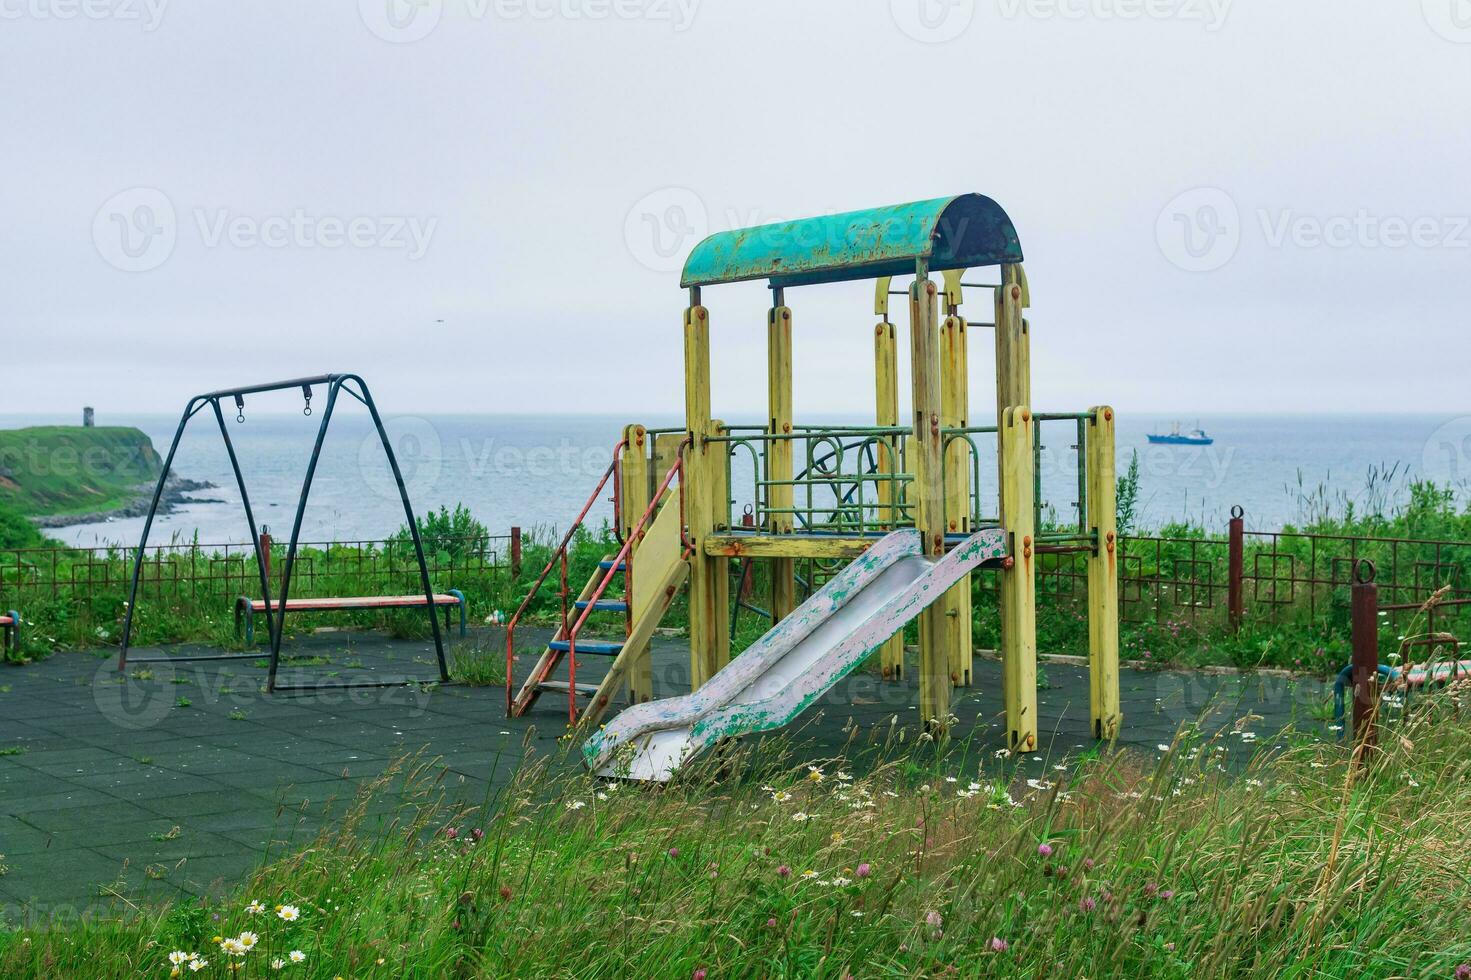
(3, 691), (1471, 977)
(0, 425), (160, 518)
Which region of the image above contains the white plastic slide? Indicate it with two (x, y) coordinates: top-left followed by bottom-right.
(582, 527), (1009, 781)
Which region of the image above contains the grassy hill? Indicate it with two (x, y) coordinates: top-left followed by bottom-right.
(0, 426), (160, 521)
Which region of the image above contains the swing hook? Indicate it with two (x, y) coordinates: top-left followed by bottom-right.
(302, 384), (313, 417)
(234, 394), (246, 424)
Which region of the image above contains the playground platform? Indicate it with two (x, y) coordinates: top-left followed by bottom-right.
(0, 630), (1331, 921)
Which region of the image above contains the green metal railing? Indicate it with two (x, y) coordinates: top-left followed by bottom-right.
(713, 425), (914, 534)
(655, 414), (1097, 545)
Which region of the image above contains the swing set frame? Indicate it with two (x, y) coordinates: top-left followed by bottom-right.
(116, 373), (451, 693)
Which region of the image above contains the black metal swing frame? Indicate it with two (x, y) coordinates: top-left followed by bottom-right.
(116, 373), (451, 693)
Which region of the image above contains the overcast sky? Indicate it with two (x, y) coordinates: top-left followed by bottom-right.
(3, 1), (1469, 420)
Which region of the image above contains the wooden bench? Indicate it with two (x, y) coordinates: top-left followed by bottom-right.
(234, 590), (465, 644)
(0, 611), (18, 655)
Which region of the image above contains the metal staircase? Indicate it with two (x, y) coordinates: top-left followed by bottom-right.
(506, 441), (688, 725)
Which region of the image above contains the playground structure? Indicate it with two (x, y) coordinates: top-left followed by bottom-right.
(507, 193), (1121, 765)
(117, 374), (452, 692)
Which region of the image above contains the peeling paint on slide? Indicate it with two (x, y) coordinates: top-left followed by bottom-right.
(583, 527), (1009, 781)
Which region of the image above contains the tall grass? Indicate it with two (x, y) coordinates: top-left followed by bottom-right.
(5, 688), (1471, 977)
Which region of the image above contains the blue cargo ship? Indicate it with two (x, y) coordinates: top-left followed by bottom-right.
(1148, 422), (1214, 446)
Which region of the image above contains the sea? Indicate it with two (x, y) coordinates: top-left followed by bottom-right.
(4, 412), (1469, 550)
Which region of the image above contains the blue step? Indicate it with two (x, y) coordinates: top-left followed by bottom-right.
(548, 639), (623, 656)
(598, 560), (627, 571)
(575, 599), (629, 613)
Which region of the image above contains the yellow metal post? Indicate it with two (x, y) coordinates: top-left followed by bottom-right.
(619, 424), (650, 540)
(988, 264), (1035, 718)
(873, 302), (905, 682)
(996, 267), (1036, 752)
(909, 272), (950, 730)
(619, 423), (653, 703)
(941, 297), (973, 687)
(684, 299), (728, 689)
(1000, 405), (1037, 752)
(767, 303), (796, 624)
(1087, 405), (1121, 739)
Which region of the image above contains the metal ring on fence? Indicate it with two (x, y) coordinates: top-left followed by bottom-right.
(1354, 559), (1377, 585)
(1231, 505), (1244, 520)
(811, 436), (842, 478)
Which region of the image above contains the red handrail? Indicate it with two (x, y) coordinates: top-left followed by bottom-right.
(505, 436), (627, 713)
(566, 444), (689, 724)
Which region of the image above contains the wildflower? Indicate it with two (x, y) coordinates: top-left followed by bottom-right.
(271, 959), (286, 970)
(836, 771), (853, 782)
(668, 847), (680, 858)
(169, 952), (191, 966)
(767, 917), (778, 927)
(566, 800), (586, 810)
(830, 831), (844, 844)
(1144, 882), (1159, 898)
(1082, 858), (1095, 871)
(990, 937), (1009, 952)
(1160, 889), (1175, 900)
(470, 828), (485, 841)
(856, 862), (871, 878)
(693, 969), (707, 980)
(1037, 843), (1053, 858)
(800, 870), (819, 879)
(830, 876), (852, 887)
(189, 960), (208, 973)
(1456, 965), (1471, 980)
(926, 910), (943, 928)
(499, 885), (513, 901)
(444, 827), (459, 840)
(238, 932), (258, 950)
(807, 766), (825, 783)
(277, 904), (300, 922)
(1079, 896), (1097, 913)
(289, 950), (306, 963)
(1157, 744), (1171, 752)
(777, 865), (792, 878)
(220, 938), (247, 957)
(792, 812), (809, 822)
(245, 900), (265, 915)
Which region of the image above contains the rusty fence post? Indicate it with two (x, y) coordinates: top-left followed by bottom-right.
(1227, 505), (1244, 632)
(510, 526), (522, 579)
(1351, 559), (1379, 749)
(259, 527), (272, 588)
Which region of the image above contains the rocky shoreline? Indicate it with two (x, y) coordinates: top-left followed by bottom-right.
(31, 476), (222, 529)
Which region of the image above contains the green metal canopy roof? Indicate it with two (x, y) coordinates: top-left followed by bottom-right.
(680, 194), (1023, 289)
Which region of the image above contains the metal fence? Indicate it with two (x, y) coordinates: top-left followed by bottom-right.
(974, 524), (1471, 641)
(0, 531), (519, 610)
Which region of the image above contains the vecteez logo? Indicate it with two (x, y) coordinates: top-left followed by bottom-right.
(1422, 0), (1471, 42)
(890, 0), (975, 43)
(359, 0), (443, 43)
(359, 0), (699, 42)
(0, 0), (169, 30)
(92, 188), (439, 272)
(1156, 187), (1241, 273)
(623, 188), (709, 274)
